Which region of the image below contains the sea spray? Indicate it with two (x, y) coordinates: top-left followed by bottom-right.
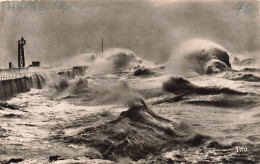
(88, 48), (143, 75)
(91, 81), (144, 107)
(63, 53), (96, 67)
(65, 48), (155, 75)
(48, 77), (88, 99)
(62, 99), (210, 161)
(167, 39), (231, 76)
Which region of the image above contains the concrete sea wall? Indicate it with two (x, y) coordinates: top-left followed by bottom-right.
(0, 67), (85, 100)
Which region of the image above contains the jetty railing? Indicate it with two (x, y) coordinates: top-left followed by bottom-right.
(0, 74), (25, 81)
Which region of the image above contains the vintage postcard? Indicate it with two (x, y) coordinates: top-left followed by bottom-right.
(0, 0), (259, 163)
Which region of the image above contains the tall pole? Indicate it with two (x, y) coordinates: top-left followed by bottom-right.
(102, 38), (103, 57)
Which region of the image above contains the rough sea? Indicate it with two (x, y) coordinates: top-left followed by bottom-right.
(0, 39), (259, 163)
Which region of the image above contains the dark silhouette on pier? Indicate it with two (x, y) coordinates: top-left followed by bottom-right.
(18, 37), (26, 69)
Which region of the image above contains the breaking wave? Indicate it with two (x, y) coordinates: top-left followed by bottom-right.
(48, 77), (88, 99)
(86, 48), (153, 75)
(103, 48), (142, 71)
(48, 75), (145, 108)
(64, 99), (210, 161)
(161, 76), (259, 108)
(162, 76), (246, 96)
(167, 39), (231, 76)
(64, 48), (155, 75)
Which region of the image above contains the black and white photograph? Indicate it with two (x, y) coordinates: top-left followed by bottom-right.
(0, 0), (259, 163)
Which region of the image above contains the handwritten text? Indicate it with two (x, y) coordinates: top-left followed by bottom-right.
(8, 2), (77, 13)
(237, 1), (251, 15)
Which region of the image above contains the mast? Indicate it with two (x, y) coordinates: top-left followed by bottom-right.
(102, 38), (103, 57)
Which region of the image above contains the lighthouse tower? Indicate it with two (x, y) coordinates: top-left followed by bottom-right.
(18, 36), (26, 68)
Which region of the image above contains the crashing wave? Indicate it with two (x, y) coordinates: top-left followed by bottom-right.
(64, 99), (209, 161)
(103, 48), (142, 72)
(68, 48), (157, 75)
(161, 76), (259, 108)
(168, 39), (231, 75)
(162, 76), (247, 95)
(48, 77), (88, 99)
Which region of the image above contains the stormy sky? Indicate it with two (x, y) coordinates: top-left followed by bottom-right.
(0, 0), (259, 69)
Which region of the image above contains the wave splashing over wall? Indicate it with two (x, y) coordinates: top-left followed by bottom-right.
(48, 77), (88, 99)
